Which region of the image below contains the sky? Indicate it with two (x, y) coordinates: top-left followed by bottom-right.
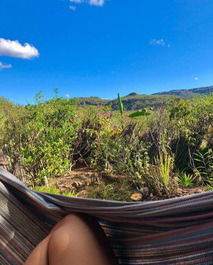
(0, 0), (212, 104)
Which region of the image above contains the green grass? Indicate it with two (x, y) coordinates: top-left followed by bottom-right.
(32, 184), (77, 197)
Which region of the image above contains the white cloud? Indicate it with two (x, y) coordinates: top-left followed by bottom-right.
(194, 76), (199, 81)
(69, 0), (105, 8)
(0, 38), (39, 59)
(150, 39), (170, 47)
(0, 61), (12, 69)
(89, 0), (104, 6)
(69, 5), (77, 10)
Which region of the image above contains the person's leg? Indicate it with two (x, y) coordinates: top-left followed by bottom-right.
(48, 214), (119, 265)
(23, 217), (74, 265)
(23, 235), (50, 265)
(24, 214), (118, 265)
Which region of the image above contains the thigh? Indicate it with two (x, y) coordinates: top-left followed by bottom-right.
(48, 214), (119, 265)
(23, 235), (50, 265)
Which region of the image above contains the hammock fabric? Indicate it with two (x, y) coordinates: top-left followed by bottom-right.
(0, 167), (213, 265)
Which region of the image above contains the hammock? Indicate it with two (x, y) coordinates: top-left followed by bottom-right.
(0, 167), (213, 265)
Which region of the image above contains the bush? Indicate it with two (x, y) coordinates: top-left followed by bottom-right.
(89, 112), (178, 197)
(192, 149), (213, 185)
(3, 100), (80, 185)
(0, 94), (212, 199)
(168, 95), (213, 174)
(86, 179), (133, 201)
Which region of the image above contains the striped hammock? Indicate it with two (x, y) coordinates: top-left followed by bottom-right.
(0, 167), (213, 265)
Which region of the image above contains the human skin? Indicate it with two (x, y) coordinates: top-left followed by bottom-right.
(23, 213), (119, 265)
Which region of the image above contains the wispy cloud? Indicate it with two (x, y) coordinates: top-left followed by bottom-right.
(194, 76), (199, 81)
(89, 0), (105, 6)
(69, 5), (77, 11)
(0, 38), (39, 59)
(69, 0), (105, 9)
(0, 61), (12, 70)
(70, 0), (84, 3)
(150, 39), (170, 48)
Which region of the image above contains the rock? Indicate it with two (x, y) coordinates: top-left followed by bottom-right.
(194, 189), (203, 193)
(140, 187), (149, 198)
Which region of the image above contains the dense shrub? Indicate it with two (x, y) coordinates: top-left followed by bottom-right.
(2, 100), (80, 185)
(0, 97), (26, 141)
(0, 94), (212, 198)
(86, 179), (133, 201)
(167, 95), (213, 178)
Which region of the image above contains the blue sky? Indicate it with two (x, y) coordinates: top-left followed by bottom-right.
(0, 0), (212, 104)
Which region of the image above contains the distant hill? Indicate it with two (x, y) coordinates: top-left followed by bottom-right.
(153, 86), (213, 98)
(75, 85), (213, 111)
(76, 94), (172, 111)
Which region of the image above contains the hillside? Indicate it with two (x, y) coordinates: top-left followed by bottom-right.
(76, 86), (212, 111)
(153, 86), (213, 98)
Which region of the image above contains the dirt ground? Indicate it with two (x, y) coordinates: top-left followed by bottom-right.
(48, 167), (206, 201)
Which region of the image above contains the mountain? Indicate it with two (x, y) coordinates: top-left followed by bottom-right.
(76, 85), (213, 111)
(153, 86), (213, 98)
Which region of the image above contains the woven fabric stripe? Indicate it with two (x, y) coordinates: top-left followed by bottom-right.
(0, 167), (213, 265)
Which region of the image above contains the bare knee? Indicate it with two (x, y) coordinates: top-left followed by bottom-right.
(48, 227), (70, 255)
(62, 213), (83, 224)
(50, 213), (83, 233)
(48, 214), (119, 265)
(48, 214), (89, 255)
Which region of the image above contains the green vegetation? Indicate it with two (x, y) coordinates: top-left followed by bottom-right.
(117, 93), (124, 115)
(0, 92), (212, 200)
(32, 184), (77, 197)
(1, 98), (80, 185)
(86, 179), (133, 201)
(178, 173), (194, 188)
